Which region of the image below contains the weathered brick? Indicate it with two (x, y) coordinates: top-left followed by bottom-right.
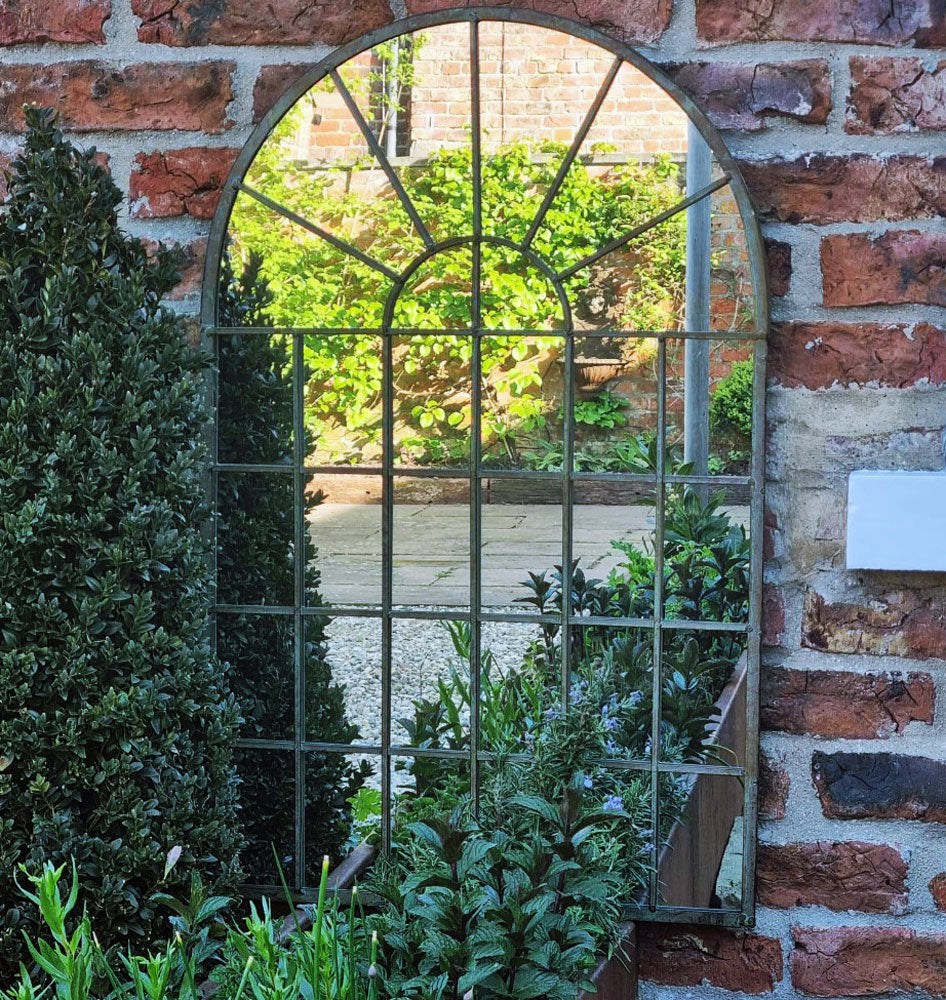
(0, 0), (110, 44)
(134, 0), (391, 47)
(758, 842), (908, 913)
(762, 585), (785, 647)
(791, 927), (946, 997)
(741, 155), (946, 225)
(253, 63), (310, 123)
(666, 61), (831, 131)
(803, 589), (946, 660)
(143, 238), (206, 300)
(812, 750), (946, 823)
(764, 239), (791, 297)
(822, 230), (946, 308)
(698, 0), (944, 46)
(130, 147), (238, 219)
(638, 926), (783, 993)
(0, 62), (233, 133)
(760, 750), (789, 821)
(770, 322), (946, 389)
(404, 0), (672, 45)
(848, 57), (946, 135)
(761, 665), (934, 739)
(931, 873), (946, 910)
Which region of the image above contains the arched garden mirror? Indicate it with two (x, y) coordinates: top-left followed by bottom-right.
(203, 7), (767, 927)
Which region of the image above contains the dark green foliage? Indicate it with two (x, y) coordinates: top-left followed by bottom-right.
(0, 107), (241, 976)
(216, 251), (368, 883)
(374, 794), (623, 1000)
(709, 359), (753, 441)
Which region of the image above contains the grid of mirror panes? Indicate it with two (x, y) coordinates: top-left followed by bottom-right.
(205, 8), (767, 926)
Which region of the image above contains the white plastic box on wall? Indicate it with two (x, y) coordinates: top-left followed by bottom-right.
(846, 470), (946, 572)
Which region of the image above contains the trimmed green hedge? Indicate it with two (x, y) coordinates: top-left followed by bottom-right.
(0, 109), (241, 975)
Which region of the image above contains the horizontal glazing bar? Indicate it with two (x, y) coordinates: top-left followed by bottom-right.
(234, 739), (745, 777)
(207, 326), (763, 342)
(660, 619), (749, 633)
(666, 473), (752, 487)
(390, 607), (473, 622)
(212, 464), (752, 487)
(390, 466), (472, 479)
(478, 610), (563, 625)
(567, 617), (749, 633)
(620, 904), (747, 924)
(572, 471), (658, 485)
(235, 738), (295, 751)
(579, 328), (765, 342)
(218, 604), (749, 632)
(594, 757), (745, 777)
(210, 327), (374, 336)
(570, 614), (655, 629)
(216, 604), (295, 616)
(214, 463), (294, 474)
(478, 468), (563, 482)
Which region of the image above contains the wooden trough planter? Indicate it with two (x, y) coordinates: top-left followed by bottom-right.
(576, 651), (748, 998)
(209, 657), (746, 1000)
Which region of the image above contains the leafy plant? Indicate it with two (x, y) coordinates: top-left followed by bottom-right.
(374, 792), (624, 1000)
(709, 359), (753, 441)
(7, 855), (380, 1000)
(570, 391), (628, 430)
(0, 108), (241, 976)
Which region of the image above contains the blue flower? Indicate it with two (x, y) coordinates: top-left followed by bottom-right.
(544, 706), (562, 721)
(628, 691), (644, 707)
(605, 737), (620, 756)
(604, 716), (620, 732)
(582, 773), (594, 789)
(603, 794), (623, 812)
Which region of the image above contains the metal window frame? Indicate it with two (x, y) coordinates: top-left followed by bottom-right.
(201, 6), (768, 928)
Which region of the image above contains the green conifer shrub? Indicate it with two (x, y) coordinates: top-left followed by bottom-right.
(0, 108), (241, 976)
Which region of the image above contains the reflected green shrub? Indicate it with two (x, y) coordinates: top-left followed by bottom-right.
(216, 252), (369, 882)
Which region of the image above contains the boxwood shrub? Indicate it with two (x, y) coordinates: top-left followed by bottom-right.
(0, 108), (242, 976)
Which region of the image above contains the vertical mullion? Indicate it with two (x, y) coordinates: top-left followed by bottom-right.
(208, 328), (220, 659)
(380, 313), (396, 852)
(292, 332), (307, 892)
(560, 334), (575, 706)
(648, 338), (667, 910)
(469, 16), (483, 813)
(741, 336), (767, 921)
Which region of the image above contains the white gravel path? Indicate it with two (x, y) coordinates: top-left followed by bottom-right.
(324, 611), (541, 751)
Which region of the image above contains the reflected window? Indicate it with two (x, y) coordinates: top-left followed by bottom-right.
(206, 10), (766, 925)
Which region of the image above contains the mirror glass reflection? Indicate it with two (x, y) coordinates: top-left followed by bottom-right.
(218, 16), (758, 915)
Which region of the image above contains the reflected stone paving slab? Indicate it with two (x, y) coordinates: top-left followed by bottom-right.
(310, 501), (749, 606)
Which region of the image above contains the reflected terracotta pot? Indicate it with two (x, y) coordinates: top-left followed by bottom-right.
(574, 357), (625, 396)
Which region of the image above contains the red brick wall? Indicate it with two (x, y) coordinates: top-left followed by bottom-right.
(3, 1), (946, 997)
